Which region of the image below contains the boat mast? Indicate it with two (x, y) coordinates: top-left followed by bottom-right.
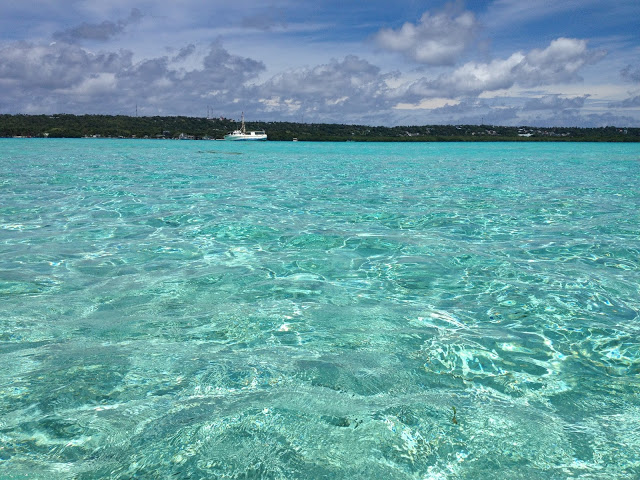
(241, 111), (246, 134)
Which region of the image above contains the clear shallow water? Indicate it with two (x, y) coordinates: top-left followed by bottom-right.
(1, 138), (639, 479)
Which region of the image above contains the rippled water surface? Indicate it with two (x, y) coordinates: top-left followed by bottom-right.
(1, 139), (639, 479)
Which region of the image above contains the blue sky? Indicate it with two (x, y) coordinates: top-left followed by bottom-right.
(1, 0), (639, 126)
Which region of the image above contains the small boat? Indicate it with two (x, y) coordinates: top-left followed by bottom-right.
(224, 112), (267, 141)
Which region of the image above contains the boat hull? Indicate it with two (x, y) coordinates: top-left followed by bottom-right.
(224, 134), (268, 141)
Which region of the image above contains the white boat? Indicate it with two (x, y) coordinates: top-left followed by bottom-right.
(224, 112), (267, 141)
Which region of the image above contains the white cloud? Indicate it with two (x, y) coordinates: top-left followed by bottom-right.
(57, 72), (117, 96)
(374, 3), (478, 65)
(259, 55), (395, 121)
(609, 95), (640, 108)
(403, 38), (606, 100)
(394, 98), (461, 110)
(0, 40), (264, 115)
(524, 94), (589, 111)
(53, 8), (142, 43)
(517, 38), (604, 86)
(0, 41), (132, 89)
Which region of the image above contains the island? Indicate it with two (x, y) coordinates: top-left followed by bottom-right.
(1, 114), (638, 142)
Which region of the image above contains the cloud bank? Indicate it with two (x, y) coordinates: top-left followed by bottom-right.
(0, 35), (609, 125)
(53, 8), (143, 43)
(0, 2), (635, 127)
(401, 38), (604, 101)
(374, 4), (478, 65)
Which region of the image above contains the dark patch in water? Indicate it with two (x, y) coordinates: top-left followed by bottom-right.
(198, 150), (243, 155)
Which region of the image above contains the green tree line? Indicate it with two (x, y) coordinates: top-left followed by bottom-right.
(1, 114), (638, 141)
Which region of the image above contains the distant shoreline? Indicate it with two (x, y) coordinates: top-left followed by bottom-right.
(1, 114), (638, 142)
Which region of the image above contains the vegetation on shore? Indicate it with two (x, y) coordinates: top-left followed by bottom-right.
(1, 114), (638, 142)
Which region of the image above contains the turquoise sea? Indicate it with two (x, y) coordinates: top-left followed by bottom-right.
(1, 138), (639, 479)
